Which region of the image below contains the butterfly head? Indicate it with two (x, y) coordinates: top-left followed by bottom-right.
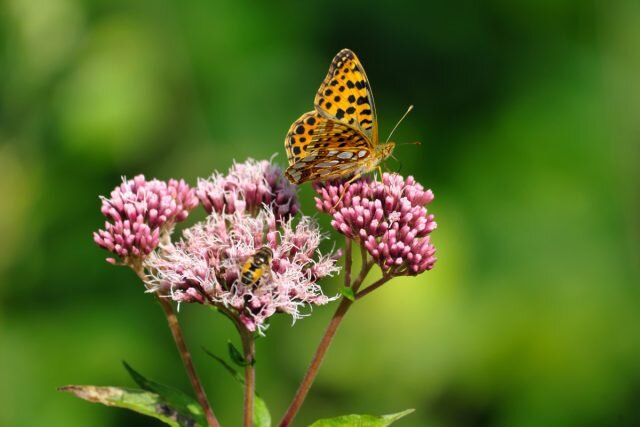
(378, 142), (396, 161)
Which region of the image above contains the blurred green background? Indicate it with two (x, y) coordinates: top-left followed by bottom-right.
(1, 0), (639, 426)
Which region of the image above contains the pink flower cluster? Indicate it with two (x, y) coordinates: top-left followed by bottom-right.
(196, 159), (299, 221)
(93, 175), (198, 263)
(314, 173), (437, 276)
(97, 159), (336, 334)
(145, 210), (339, 333)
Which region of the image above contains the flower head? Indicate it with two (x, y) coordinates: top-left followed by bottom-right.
(196, 158), (298, 221)
(145, 209), (339, 334)
(314, 173), (437, 276)
(93, 175), (199, 264)
(144, 158), (338, 334)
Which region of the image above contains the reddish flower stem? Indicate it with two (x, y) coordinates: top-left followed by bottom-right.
(344, 238), (352, 288)
(278, 247), (374, 427)
(156, 296), (221, 427)
(278, 297), (352, 427)
(355, 276), (391, 300)
(134, 267), (220, 427)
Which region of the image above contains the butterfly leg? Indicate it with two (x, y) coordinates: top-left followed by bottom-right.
(331, 173), (362, 212)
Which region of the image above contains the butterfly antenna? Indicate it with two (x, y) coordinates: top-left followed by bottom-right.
(385, 105), (414, 144)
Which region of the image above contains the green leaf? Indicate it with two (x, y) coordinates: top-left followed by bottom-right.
(339, 287), (356, 301)
(59, 385), (204, 427)
(203, 347), (245, 385)
(309, 409), (415, 427)
(254, 395), (271, 427)
(122, 362), (206, 426)
(228, 340), (251, 366)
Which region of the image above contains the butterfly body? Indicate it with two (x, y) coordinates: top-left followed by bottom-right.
(241, 247), (273, 287)
(285, 49), (396, 185)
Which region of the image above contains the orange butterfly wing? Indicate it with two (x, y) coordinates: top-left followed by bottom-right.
(314, 49), (378, 145)
(284, 111), (372, 184)
(284, 49), (386, 185)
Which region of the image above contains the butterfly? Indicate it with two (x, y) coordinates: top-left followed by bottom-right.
(284, 49), (399, 185)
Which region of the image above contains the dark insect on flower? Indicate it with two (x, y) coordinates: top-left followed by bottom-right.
(241, 246), (274, 287)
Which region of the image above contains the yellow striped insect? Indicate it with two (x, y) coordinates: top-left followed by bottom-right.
(241, 247), (274, 286)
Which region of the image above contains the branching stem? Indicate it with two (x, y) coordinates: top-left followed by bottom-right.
(278, 244), (378, 427)
(356, 276), (391, 300)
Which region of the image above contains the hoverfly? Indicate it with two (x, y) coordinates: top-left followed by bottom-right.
(240, 247), (274, 286)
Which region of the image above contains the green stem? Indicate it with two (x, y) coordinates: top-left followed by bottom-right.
(204, 291), (259, 427)
(240, 328), (256, 427)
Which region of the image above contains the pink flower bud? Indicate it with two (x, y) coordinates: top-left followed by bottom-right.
(196, 158), (299, 222)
